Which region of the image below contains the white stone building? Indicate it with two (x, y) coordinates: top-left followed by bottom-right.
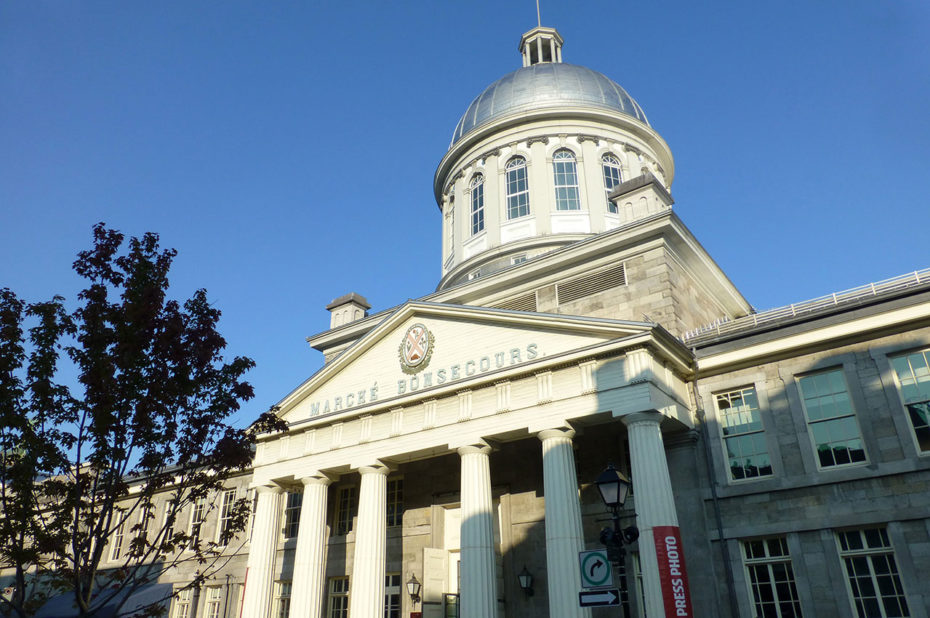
(103, 25), (930, 618)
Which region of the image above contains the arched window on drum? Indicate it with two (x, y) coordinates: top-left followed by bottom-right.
(505, 157), (530, 219)
(552, 150), (581, 211)
(602, 154), (623, 213)
(469, 174), (485, 235)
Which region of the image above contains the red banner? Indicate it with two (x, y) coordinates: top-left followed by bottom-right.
(653, 526), (693, 617)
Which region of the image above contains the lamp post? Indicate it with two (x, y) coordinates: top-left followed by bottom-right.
(594, 463), (639, 567)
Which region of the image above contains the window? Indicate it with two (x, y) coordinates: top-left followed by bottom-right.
(890, 349), (930, 452)
(173, 588), (193, 618)
(836, 528), (910, 618)
(328, 577), (349, 618)
(137, 501), (153, 545)
(505, 157), (530, 219)
(386, 479), (403, 527)
(742, 538), (803, 617)
(163, 500), (178, 546)
(552, 149), (580, 210)
(798, 369), (866, 468)
(469, 174), (484, 235)
(110, 512), (125, 561)
(189, 498), (206, 546)
(602, 153), (623, 213)
(274, 581), (292, 618)
(284, 491), (302, 539)
(334, 486), (358, 536)
(715, 386), (772, 480)
(511, 254), (527, 265)
(384, 573), (400, 618)
(217, 489), (236, 544)
(205, 586), (223, 618)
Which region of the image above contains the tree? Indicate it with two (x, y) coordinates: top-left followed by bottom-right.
(0, 224), (286, 617)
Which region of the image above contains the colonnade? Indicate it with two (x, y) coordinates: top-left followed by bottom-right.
(241, 412), (681, 618)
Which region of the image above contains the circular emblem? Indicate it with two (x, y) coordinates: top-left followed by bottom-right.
(399, 323), (435, 374)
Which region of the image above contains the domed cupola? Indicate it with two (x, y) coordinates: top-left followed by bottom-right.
(434, 26), (675, 291)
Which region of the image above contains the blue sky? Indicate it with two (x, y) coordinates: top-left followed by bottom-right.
(2, 1), (928, 427)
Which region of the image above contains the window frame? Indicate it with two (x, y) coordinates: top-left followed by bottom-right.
(204, 586), (224, 618)
(216, 488), (237, 545)
(386, 478), (404, 527)
(274, 580), (292, 618)
(384, 573), (401, 618)
(333, 485), (358, 537)
(283, 490), (303, 539)
(835, 527), (910, 618)
(741, 537), (804, 618)
(172, 588), (193, 618)
(504, 157), (530, 220)
(601, 153), (623, 213)
(468, 174), (485, 236)
(889, 348), (930, 453)
(188, 497), (206, 547)
(110, 510), (126, 562)
(551, 149), (581, 211)
(797, 368), (868, 469)
(714, 384), (773, 481)
(328, 577), (350, 618)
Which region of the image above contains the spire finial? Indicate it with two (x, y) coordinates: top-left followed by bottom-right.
(536, 0), (541, 27)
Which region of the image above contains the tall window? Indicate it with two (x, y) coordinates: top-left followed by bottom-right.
(137, 501), (153, 546)
(274, 581), (292, 618)
(189, 498), (206, 545)
(836, 528), (910, 618)
(469, 174), (484, 235)
(163, 500), (178, 546)
(284, 491), (302, 539)
(328, 577), (350, 618)
(205, 586), (223, 618)
(334, 486), (358, 536)
(552, 149), (580, 210)
(715, 386), (772, 480)
(602, 153), (623, 213)
(798, 369), (866, 468)
(384, 574), (400, 618)
(110, 512), (125, 561)
(173, 589), (193, 618)
(386, 479), (404, 527)
(505, 157), (530, 219)
(217, 489), (236, 544)
(890, 349), (930, 451)
(742, 538), (803, 617)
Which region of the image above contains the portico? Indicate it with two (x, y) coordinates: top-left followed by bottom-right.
(240, 303), (696, 618)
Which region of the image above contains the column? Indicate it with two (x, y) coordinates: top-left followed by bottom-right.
(458, 444), (498, 618)
(538, 429), (591, 618)
(349, 465), (390, 618)
(623, 412), (681, 618)
(289, 475), (332, 618)
(241, 485), (282, 617)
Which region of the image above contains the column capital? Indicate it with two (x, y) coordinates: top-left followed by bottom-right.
(457, 443), (493, 457)
(251, 483), (284, 495)
(538, 427), (576, 442)
(357, 464), (392, 476)
(299, 474), (335, 487)
(621, 410), (665, 428)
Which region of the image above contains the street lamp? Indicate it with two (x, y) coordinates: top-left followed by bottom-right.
(517, 565), (534, 597)
(406, 574), (421, 606)
(595, 463), (639, 566)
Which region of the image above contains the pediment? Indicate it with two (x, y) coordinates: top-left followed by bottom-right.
(278, 302), (652, 425)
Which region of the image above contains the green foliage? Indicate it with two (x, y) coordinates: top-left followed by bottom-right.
(0, 224), (286, 618)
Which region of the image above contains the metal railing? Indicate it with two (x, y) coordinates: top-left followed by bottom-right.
(683, 269), (930, 343)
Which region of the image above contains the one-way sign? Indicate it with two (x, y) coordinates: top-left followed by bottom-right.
(579, 589), (621, 607)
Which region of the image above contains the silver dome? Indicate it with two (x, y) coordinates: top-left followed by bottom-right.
(451, 63), (649, 146)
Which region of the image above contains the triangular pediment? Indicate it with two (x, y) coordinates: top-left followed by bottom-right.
(278, 302), (654, 425)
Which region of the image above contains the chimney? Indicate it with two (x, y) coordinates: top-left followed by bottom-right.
(326, 293), (371, 329)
